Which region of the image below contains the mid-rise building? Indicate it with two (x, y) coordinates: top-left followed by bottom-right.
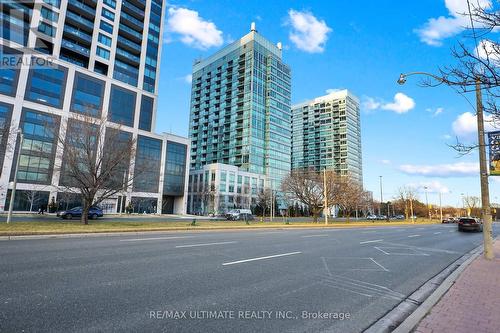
(187, 23), (291, 214)
(291, 90), (363, 184)
(0, 0), (189, 214)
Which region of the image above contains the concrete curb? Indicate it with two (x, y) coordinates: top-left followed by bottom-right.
(364, 240), (486, 333)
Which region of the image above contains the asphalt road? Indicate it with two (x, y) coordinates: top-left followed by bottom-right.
(0, 224), (498, 333)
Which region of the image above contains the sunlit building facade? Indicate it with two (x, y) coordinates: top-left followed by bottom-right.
(0, 0), (189, 214)
(187, 24), (291, 214)
(291, 90), (363, 184)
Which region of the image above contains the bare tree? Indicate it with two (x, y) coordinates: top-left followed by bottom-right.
(334, 176), (369, 222)
(281, 169), (337, 223)
(463, 195), (481, 217)
(256, 188), (272, 217)
(22, 189), (46, 213)
(396, 186), (419, 220)
(55, 112), (137, 225)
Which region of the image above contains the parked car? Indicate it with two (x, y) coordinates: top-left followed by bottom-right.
(57, 206), (104, 220)
(395, 215), (405, 220)
(457, 217), (483, 232)
(366, 214), (378, 220)
(442, 217), (455, 224)
(226, 209), (253, 221)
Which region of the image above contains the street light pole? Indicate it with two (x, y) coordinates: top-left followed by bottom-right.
(323, 168), (328, 225)
(7, 131), (23, 224)
(379, 176), (383, 216)
(439, 191), (443, 222)
(424, 186), (430, 220)
(398, 72), (494, 259)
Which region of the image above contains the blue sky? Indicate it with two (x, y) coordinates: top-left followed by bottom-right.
(156, 0), (500, 207)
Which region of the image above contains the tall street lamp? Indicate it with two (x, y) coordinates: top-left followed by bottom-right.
(398, 72), (494, 260)
(379, 176), (383, 216)
(424, 186), (430, 220)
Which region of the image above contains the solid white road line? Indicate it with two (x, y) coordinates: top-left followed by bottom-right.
(369, 258), (389, 272)
(120, 236), (195, 242)
(408, 235), (420, 238)
(360, 239), (384, 244)
(222, 251), (302, 266)
(434, 232), (442, 235)
(176, 241), (237, 248)
(301, 234), (329, 238)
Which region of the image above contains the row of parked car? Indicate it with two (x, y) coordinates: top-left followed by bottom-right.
(366, 214), (406, 220)
(443, 216), (483, 232)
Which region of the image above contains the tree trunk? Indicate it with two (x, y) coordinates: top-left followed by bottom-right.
(81, 202), (90, 225)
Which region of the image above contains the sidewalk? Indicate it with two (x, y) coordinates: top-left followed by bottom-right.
(415, 240), (500, 333)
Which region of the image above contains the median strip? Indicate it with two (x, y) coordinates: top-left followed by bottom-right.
(360, 239), (383, 244)
(176, 241), (237, 248)
(120, 236), (195, 242)
(222, 251), (302, 266)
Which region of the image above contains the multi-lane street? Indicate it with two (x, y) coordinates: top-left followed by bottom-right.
(0, 223), (497, 333)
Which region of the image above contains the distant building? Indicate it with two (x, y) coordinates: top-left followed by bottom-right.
(187, 23), (291, 214)
(0, 0), (190, 214)
(291, 90), (363, 184)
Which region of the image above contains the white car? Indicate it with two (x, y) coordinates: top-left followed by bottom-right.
(226, 209), (253, 221)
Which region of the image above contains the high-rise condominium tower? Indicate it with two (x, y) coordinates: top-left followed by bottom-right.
(291, 90), (363, 184)
(0, 0), (190, 214)
(187, 23), (291, 214)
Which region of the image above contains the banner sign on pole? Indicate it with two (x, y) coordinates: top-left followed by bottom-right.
(489, 131), (500, 176)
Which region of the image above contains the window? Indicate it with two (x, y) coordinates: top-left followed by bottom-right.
(100, 21), (113, 34)
(38, 22), (56, 37)
(43, 0), (60, 8)
(26, 64), (67, 108)
(139, 95), (153, 131)
(11, 109), (59, 184)
(163, 142), (187, 195)
(103, 0), (116, 9)
(98, 33), (112, 47)
(0, 48), (20, 96)
(70, 73), (105, 117)
(102, 8), (115, 21)
(134, 136), (162, 193)
(41, 7), (58, 22)
(108, 85), (136, 127)
(96, 46), (110, 60)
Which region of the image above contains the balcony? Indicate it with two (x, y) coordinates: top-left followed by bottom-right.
(63, 25), (92, 44)
(119, 23), (142, 42)
(61, 39), (90, 56)
(121, 1), (144, 19)
(120, 11), (143, 31)
(65, 11), (94, 31)
(117, 36), (141, 54)
(115, 47), (140, 65)
(67, 0), (96, 19)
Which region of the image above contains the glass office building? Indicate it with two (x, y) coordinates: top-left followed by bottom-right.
(187, 24), (291, 214)
(291, 90), (363, 184)
(0, 0), (190, 214)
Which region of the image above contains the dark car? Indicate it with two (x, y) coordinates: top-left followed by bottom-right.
(57, 206), (104, 220)
(457, 217), (483, 232)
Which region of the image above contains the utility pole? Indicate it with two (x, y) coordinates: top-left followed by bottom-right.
(7, 131), (23, 224)
(379, 176), (383, 216)
(323, 168), (328, 225)
(439, 191), (443, 222)
(424, 186), (430, 220)
(475, 78), (493, 260)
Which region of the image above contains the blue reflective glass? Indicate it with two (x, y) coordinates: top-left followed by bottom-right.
(71, 73), (104, 116)
(108, 85), (136, 126)
(139, 95), (153, 131)
(27, 65), (66, 108)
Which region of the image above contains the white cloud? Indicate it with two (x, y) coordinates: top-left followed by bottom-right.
(452, 112), (497, 141)
(380, 159), (391, 165)
(381, 93), (416, 114)
(415, 0), (492, 46)
(362, 93), (415, 114)
(287, 9), (332, 53)
(426, 107), (444, 117)
(399, 162), (479, 177)
(183, 74), (193, 84)
(325, 88), (343, 94)
(476, 39), (500, 64)
(407, 181), (450, 194)
(166, 7), (223, 49)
